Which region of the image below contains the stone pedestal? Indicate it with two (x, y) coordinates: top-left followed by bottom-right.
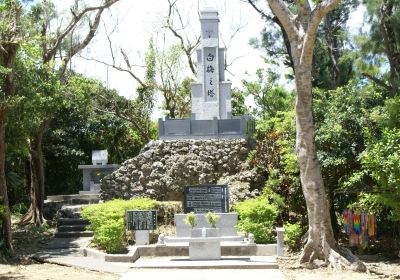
(136, 230), (150, 245)
(189, 237), (221, 260)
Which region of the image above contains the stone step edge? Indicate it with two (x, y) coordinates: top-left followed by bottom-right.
(55, 231), (94, 237)
(81, 243), (278, 263)
(57, 218), (90, 225)
(131, 263), (279, 270)
(57, 225), (89, 232)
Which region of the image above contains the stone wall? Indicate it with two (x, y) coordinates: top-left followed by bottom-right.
(100, 139), (264, 204)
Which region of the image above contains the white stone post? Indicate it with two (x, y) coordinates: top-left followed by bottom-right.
(276, 227), (285, 256)
(135, 230), (150, 245)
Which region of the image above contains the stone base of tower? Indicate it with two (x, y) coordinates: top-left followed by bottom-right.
(158, 115), (255, 140)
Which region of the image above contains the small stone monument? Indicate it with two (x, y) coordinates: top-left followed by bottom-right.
(78, 150), (119, 194)
(126, 210), (157, 245)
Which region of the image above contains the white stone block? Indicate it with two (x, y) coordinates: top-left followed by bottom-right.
(189, 239), (221, 260)
(135, 230), (150, 245)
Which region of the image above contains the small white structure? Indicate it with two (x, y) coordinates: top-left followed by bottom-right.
(78, 150), (119, 194)
(91, 150), (108, 165)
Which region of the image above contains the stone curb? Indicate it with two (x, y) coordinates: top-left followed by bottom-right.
(80, 243), (278, 263)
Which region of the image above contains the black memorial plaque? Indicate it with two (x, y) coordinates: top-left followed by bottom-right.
(126, 210), (157, 231)
(183, 185), (229, 213)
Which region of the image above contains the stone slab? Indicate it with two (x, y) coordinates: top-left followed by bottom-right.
(164, 236), (243, 243)
(175, 213), (239, 237)
(131, 256), (278, 269)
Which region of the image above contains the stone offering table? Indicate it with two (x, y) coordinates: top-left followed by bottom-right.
(189, 237), (222, 260)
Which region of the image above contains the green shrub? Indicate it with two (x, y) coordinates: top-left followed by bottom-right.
(184, 212), (197, 229)
(234, 197), (279, 243)
(205, 212), (220, 228)
(155, 201), (183, 225)
(82, 198), (156, 253)
(284, 222), (303, 251)
(11, 203), (28, 216)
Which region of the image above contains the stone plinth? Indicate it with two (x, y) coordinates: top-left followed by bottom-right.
(189, 237), (221, 260)
(158, 115), (255, 140)
(175, 213), (239, 237)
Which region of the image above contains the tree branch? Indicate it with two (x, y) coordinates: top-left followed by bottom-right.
(361, 72), (392, 91)
(43, 0), (120, 63)
(265, 0), (300, 42)
(301, 0), (341, 66)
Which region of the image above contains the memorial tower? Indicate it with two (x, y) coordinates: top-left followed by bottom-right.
(191, 7), (232, 120)
(157, 8), (254, 140)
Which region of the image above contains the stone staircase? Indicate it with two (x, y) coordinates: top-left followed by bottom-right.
(55, 217), (93, 238)
(45, 204), (95, 250)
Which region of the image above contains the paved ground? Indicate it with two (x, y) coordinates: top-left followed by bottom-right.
(121, 269), (285, 280)
(34, 249), (134, 274)
(34, 237), (285, 279)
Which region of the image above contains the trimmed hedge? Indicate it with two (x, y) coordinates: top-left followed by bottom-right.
(82, 198), (156, 253)
(234, 197), (279, 243)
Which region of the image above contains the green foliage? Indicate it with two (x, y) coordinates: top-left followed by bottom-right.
(234, 196), (279, 243)
(155, 201), (182, 225)
(253, 111), (305, 222)
(157, 44), (192, 118)
(205, 212), (220, 228)
(231, 87), (249, 116)
(81, 198), (156, 253)
(11, 202), (27, 216)
(242, 69), (293, 120)
(355, 129), (400, 221)
(284, 222), (303, 251)
(184, 212), (197, 229)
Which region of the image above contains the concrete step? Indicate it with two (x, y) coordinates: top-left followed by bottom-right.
(58, 218), (90, 226)
(44, 238), (92, 249)
(46, 193), (100, 203)
(58, 224), (88, 232)
(54, 231), (94, 238)
(131, 256), (279, 269)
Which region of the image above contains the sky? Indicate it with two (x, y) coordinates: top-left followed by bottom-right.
(57, 0), (366, 118)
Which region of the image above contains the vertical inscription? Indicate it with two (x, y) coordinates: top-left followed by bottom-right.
(126, 210), (157, 230)
(204, 47), (217, 102)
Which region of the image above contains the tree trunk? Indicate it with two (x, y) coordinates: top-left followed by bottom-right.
(0, 4), (20, 250)
(18, 119), (51, 226)
(0, 112), (13, 252)
(294, 65), (336, 261)
(294, 57), (365, 271)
